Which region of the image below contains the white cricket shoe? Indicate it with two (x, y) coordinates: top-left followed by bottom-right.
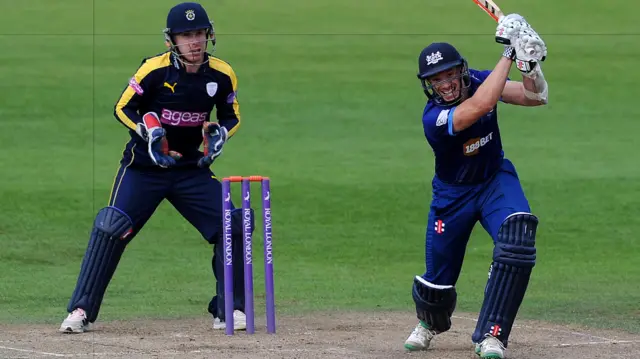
(475, 335), (506, 358)
(213, 310), (247, 331)
(59, 308), (90, 333)
(404, 321), (436, 351)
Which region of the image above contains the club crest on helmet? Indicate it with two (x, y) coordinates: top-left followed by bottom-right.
(185, 9), (196, 21)
(425, 51), (444, 65)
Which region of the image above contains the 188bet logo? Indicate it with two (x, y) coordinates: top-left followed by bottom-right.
(463, 132), (493, 156)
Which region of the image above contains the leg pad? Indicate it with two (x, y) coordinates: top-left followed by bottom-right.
(412, 276), (457, 333)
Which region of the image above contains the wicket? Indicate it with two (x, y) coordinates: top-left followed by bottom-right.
(222, 175), (275, 335)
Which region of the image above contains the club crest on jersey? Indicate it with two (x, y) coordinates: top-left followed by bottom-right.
(185, 9), (196, 21)
(426, 51), (444, 65)
(206, 82), (218, 97)
(434, 219), (445, 234)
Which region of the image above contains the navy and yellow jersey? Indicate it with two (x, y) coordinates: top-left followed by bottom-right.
(422, 69), (507, 184)
(113, 51), (241, 168)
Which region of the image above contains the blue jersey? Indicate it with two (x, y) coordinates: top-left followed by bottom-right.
(422, 69), (505, 184)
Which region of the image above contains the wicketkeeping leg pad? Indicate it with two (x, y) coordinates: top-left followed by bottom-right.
(67, 206), (133, 322)
(412, 276), (457, 333)
(472, 213), (538, 347)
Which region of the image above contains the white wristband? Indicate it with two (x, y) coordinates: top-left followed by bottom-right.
(523, 65), (548, 103)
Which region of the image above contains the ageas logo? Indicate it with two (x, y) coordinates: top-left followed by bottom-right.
(160, 109), (208, 127)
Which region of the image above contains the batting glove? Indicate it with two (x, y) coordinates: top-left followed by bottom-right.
(198, 122), (228, 168)
(495, 13), (529, 46)
(514, 29), (547, 62)
(137, 112), (182, 168)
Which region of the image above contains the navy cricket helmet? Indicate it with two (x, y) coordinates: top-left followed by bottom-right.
(417, 42), (470, 105)
(163, 2), (216, 63)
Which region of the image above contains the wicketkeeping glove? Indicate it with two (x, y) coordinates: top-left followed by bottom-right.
(136, 112), (182, 168)
(198, 122), (228, 168)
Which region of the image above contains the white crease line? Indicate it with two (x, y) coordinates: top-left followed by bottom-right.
(0, 345), (65, 357)
(452, 315), (621, 342)
(55, 354), (121, 358)
(553, 340), (640, 347)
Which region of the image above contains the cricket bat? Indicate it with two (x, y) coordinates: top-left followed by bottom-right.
(472, 0), (545, 60)
(472, 0), (505, 22)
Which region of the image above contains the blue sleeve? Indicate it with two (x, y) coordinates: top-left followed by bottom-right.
(447, 107), (457, 136)
(471, 69), (510, 83)
(470, 69), (510, 103)
(423, 106), (458, 142)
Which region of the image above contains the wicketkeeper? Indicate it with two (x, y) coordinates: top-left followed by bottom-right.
(60, 2), (251, 333)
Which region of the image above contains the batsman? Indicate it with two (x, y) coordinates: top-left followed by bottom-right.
(59, 2), (251, 333)
(404, 14), (548, 358)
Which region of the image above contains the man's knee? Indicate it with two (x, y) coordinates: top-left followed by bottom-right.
(412, 276), (457, 333)
(94, 206), (134, 240)
(494, 212), (538, 268)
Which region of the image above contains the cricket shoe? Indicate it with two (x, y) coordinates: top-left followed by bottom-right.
(213, 310), (247, 331)
(475, 334), (506, 359)
(59, 308), (90, 333)
(404, 321), (436, 351)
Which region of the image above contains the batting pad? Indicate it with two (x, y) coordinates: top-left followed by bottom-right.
(472, 212), (538, 347)
(412, 276), (457, 333)
(67, 207), (133, 322)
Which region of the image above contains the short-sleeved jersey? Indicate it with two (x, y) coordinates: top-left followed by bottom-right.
(113, 51), (241, 168)
(422, 69), (506, 184)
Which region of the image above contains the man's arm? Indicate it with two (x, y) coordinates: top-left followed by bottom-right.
(450, 53), (513, 133)
(209, 58), (241, 139)
(500, 64), (548, 107)
(216, 88), (240, 139)
(113, 56), (167, 130)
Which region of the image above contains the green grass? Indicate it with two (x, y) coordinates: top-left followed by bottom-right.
(0, 0), (639, 334)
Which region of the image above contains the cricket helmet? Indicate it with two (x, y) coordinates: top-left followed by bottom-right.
(163, 2), (216, 64)
(417, 42), (470, 105)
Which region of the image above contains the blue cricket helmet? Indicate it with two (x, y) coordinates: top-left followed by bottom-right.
(163, 2), (216, 63)
(417, 42), (470, 105)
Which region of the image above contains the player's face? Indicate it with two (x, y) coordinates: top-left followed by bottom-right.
(174, 29), (208, 64)
(428, 67), (462, 103)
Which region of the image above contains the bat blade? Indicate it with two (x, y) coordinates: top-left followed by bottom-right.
(472, 0), (504, 22)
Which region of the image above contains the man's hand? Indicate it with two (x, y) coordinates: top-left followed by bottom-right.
(495, 13), (529, 46)
(514, 29), (547, 62)
(137, 112), (182, 168)
(198, 122), (228, 168)
(512, 27), (547, 76)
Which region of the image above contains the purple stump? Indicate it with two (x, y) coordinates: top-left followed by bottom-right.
(222, 179), (234, 335)
(262, 178), (276, 334)
(242, 178), (255, 334)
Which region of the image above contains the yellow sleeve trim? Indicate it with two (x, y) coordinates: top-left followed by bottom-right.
(115, 52), (172, 129)
(209, 57), (238, 90)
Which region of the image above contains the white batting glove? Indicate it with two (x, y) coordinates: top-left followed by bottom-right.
(499, 13), (527, 25)
(514, 29), (547, 62)
(495, 13), (529, 46)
